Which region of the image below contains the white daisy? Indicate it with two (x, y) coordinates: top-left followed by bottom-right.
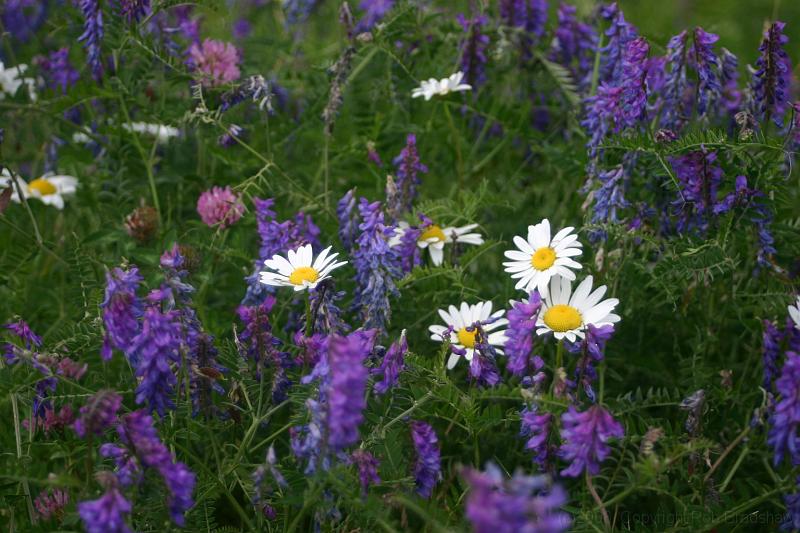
(411, 71), (472, 101)
(0, 61), (36, 100)
(536, 275), (620, 343)
(428, 301), (508, 370)
(389, 222), (484, 266)
(259, 243), (347, 292)
(789, 295), (800, 329)
(503, 218), (583, 298)
(0, 169), (78, 210)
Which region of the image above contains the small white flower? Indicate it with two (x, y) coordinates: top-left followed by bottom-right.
(503, 218), (583, 298)
(789, 295), (800, 329)
(429, 301), (508, 370)
(0, 61), (36, 100)
(536, 275), (620, 343)
(259, 243), (347, 292)
(411, 71), (472, 101)
(0, 169), (78, 210)
(123, 122), (180, 143)
(389, 221), (483, 266)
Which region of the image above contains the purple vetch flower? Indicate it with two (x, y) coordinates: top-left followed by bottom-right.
(764, 320), (785, 392)
(237, 296), (281, 370)
(582, 84), (624, 163)
(768, 351), (800, 466)
(233, 18), (252, 40)
(499, 0), (548, 40)
(391, 134), (428, 216)
(221, 75), (274, 113)
(505, 293), (543, 376)
(34, 488), (69, 522)
(352, 198), (402, 332)
(396, 221), (422, 273)
(252, 446), (287, 518)
(115, 0), (150, 23)
(372, 330), (407, 394)
(410, 420), (441, 498)
(310, 280), (350, 334)
(749, 21), (791, 126)
(457, 13), (489, 89)
(589, 164), (630, 239)
(283, 0), (323, 26)
(598, 2), (638, 85)
(690, 27), (722, 119)
(74, 390), (123, 438)
(520, 405), (553, 468)
(327, 330), (376, 451)
(463, 463), (571, 533)
(196, 186), (245, 228)
(337, 188), (359, 252)
(660, 30), (689, 130)
(351, 449), (380, 496)
(35, 48), (79, 94)
(668, 148), (724, 234)
(549, 3), (597, 90)
(78, 480), (132, 533)
(784, 478), (800, 531)
(468, 324), (503, 387)
(218, 124), (244, 147)
(1, 0), (49, 42)
(719, 48), (742, 115)
(565, 324), (615, 402)
(117, 410), (196, 524)
(620, 37), (649, 127)
(77, 0), (104, 81)
(25, 405), (76, 435)
(355, 0), (394, 32)
(100, 266), (143, 363)
(558, 404), (624, 477)
(129, 306), (182, 416)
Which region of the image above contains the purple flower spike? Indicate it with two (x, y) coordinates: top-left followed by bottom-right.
(749, 21), (791, 126)
(457, 14), (490, 89)
(767, 351), (800, 467)
(372, 330), (407, 394)
(77, 0), (104, 81)
(352, 449), (381, 496)
(101, 266), (143, 362)
(463, 463), (571, 533)
(505, 292), (543, 376)
(558, 404), (624, 477)
(327, 330), (376, 451)
(78, 481), (132, 533)
(74, 390), (122, 438)
(410, 420), (441, 498)
(129, 307), (182, 416)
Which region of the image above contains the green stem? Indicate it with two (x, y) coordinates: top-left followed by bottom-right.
(10, 394), (35, 524)
(305, 293), (314, 337)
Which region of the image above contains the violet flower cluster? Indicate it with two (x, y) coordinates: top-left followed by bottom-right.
(463, 463), (571, 533)
(390, 134), (428, 218)
(36, 48), (79, 94)
(457, 13), (490, 89)
(372, 330), (407, 394)
(77, 0), (104, 81)
(565, 324), (615, 402)
(749, 21), (791, 126)
(355, 0), (394, 32)
(768, 351), (800, 467)
(549, 3), (597, 91)
(352, 198), (402, 332)
(558, 404), (624, 477)
(410, 420), (441, 498)
(504, 292), (543, 376)
(100, 266), (143, 363)
(520, 405), (553, 469)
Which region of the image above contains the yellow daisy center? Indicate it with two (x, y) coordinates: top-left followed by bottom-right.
(288, 266), (319, 286)
(419, 225), (446, 243)
(456, 327), (478, 348)
(28, 178), (57, 196)
(543, 305), (582, 332)
(530, 247), (556, 271)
